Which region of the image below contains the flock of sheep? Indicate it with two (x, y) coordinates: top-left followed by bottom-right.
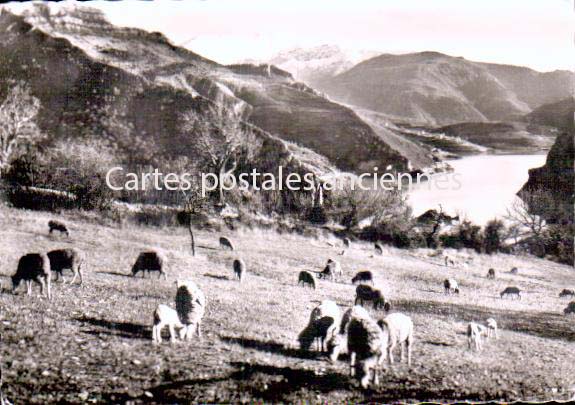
(5, 219), (575, 390)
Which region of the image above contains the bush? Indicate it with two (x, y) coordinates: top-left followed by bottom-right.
(4, 140), (118, 211)
(440, 220), (483, 252)
(483, 219), (506, 254)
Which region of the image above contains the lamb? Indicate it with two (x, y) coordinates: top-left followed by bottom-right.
(559, 289), (575, 298)
(487, 268), (496, 279)
(219, 236), (234, 251)
(374, 243), (383, 255)
(298, 300), (340, 352)
(377, 312), (414, 365)
(47, 248), (85, 285)
(131, 250), (167, 280)
(510, 267), (519, 274)
(467, 322), (487, 351)
(175, 280), (206, 340)
(298, 270), (316, 289)
(500, 286), (521, 299)
(48, 220), (69, 237)
(12, 253), (51, 299)
(352, 270), (374, 285)
(152, 304), (186, 344)
(564, 301), (575, 315)
(486, 318), (498, 339)
(326, 259), (343, 278)
(443, 278), (459, 295)
(444, 255), (455, 267)
(233, 259), (246, 282)
(355, 284), (390, 311)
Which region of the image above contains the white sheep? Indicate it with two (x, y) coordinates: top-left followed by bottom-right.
(175, 280), (206, 340)
(444, 278), (459, 295)
(298, 300), (340, 352)
(152, 304), (186, 344)
(467, 322), (487, 351)
(444, 255), (455, 267)
(486, 318), (498, 339)
(377, 312), (414, 365)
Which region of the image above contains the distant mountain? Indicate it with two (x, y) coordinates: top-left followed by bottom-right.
(316, 52), (573, 126)
(524, 97), (574, 132)
(265, 45), (378, 87)
(0, 5), (410, 175)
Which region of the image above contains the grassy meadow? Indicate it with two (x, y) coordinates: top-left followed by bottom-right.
(0, 205), (574, 403)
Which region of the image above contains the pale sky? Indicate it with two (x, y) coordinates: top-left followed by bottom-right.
(7, 0), (574, 71)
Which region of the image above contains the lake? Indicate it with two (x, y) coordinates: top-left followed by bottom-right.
(407, 154), (548, 225)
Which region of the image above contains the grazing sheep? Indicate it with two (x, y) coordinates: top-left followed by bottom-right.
(233, 259), (246, 282)
(355, 284), (390, 311)
(298, 270), (316, 289)
(319, 259), (342, 281)
(374, 243), (383, 255)
(467, 322), (487, 351)
(152, 304), (186, 344)
(48, 220), (69, 237)
(298, 300), (341, 352)
(443, 278), (459, 295)
(487, 268), (496, 279)
(510, 267), (519, 274)
(219, 236), (234, 251)
(131, 250), (167, 280)
(346, 306), (388, 388)
(559, 289), (575, 298)
(500, 286), (521, 299)
(343, 238), (351, 248)
(352, 270), (374, 285)
(12, 253), (51, 299)
(486, 318), (498, 339)
(444, 255), (455, 267)
(564, 301), (575, 315)
(377, 312), (414, 365)
(47, 248), (85, 285)
(175, 280), (206, 340)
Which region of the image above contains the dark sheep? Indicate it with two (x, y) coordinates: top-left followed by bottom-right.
(487, 268), (496, 279)
(233, 259), (246, 282)
(48, 220), (69, 237)
(131, 250), (167, 280)
(564, 301), (575, 315)
(559, 289), (575, 298)
(12, 253), (51, 299)
(501, 286), (521, 299)
(374, 243), (383, 255)
(510, 267), (519, 274)
(354, 284), (390, 311)
(47, 248), (85, 285)
(352, 271), (374, 285)
(298, 271), (316, 289)
(219, 236), (234, 251)
(343, 238), (351, 248)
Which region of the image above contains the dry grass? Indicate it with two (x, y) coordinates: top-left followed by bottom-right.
(1, 205), (574, 404)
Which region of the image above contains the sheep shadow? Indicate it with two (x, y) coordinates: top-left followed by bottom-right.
(393, 298), (575, 342)
(74, 316), (149, 340)
(226, 361), (351, 400)
(96, 270), (133, 278)
(203, 273), (229, 281)
(220, 336), (322, 360)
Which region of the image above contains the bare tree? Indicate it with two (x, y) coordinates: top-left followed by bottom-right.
(0, 82), (43, 176)
(505, 193), (549, 240)
(182, 105), (259, 206)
